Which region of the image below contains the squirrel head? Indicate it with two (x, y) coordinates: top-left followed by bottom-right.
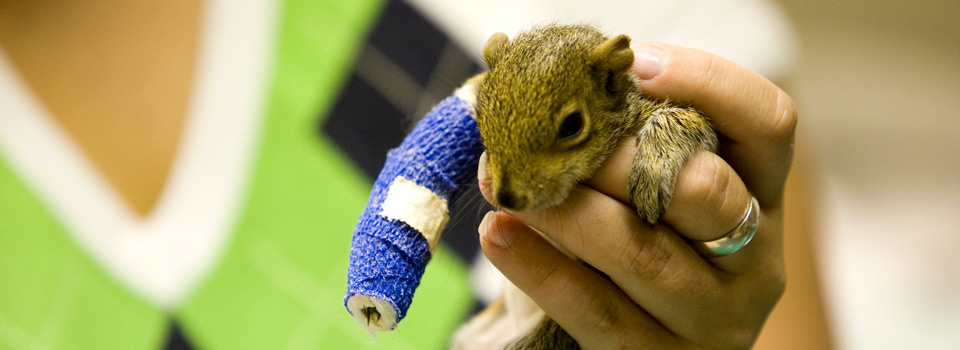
(477, 25), (639, 211)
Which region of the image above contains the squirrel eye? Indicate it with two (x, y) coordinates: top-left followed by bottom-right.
(558, 110), (584, 140)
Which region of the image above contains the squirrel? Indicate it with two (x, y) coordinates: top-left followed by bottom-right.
(471, 24), (719, 349)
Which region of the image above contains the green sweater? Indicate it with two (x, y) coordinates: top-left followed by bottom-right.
(0, 0), (470, 348)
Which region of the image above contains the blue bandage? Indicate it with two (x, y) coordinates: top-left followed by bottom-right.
(345, 93), (483, 332)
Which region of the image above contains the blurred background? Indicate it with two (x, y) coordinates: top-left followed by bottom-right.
(772, 0), (960, 348)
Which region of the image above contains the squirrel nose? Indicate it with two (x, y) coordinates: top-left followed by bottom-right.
(496, 190), (517, 210)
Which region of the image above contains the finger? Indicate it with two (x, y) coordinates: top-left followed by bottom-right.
(482, 152), (716, 293)
(586, 142), (760, 273)
(499, 184), (725, 340)
(480, 153), (777, 347)
(478, 211), (679, 350)
(662, 152), (750, 242)
(632, 43), (798, 207)
(661, 151), (760, 273)
(504, 186), (781, 347)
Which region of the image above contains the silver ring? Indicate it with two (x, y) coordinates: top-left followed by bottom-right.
(691, 197), (760, 258)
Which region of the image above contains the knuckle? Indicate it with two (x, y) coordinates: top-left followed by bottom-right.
(583, 309), (649, 350)
(774, 271), (787, 299)
(529, 262), (565, 294)
(695, 311), (763, 349)
(681, 155), (729, 207)
(722, 327), (761, 350)
(619, 229), (675, 282)
(714, 275), (786, 349)
(580, 294), (620, 340)
(767, 89), (799, 140)
(697, 54), (729, 97)
(676, 264), (786, 350)
(764, 262), (788, 308)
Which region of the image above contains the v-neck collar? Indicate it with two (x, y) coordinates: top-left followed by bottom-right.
(0, 0), (278, 308)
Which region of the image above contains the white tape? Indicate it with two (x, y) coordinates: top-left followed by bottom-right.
(380, 177), (449, 252)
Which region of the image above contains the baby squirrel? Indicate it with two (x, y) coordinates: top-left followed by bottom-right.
(474, 25), (718, 349)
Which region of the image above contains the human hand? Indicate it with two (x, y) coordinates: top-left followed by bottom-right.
(476, 43), (797, 349)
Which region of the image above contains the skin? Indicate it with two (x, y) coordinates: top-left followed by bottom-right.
(0, 0), (200, 217)
(478, 42), (797, 349)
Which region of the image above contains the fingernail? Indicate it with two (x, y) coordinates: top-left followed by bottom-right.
(479, 211), (516, 248)
(633, 45), (664, 80)
(478, 210), (494, 236)
(477, 152), (495, 204)
(477, 152), (488, 183)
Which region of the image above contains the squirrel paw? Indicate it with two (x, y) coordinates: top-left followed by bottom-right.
(628, 155), (675, 224)
(627, 106), (718, 224)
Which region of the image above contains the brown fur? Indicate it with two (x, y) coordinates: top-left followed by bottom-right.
(473, 24), (718, 349)
(507, 316), (580, 350)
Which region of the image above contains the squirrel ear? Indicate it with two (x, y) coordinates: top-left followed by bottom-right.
(590, 34), (633, 73)
(483, 32), (510, 70)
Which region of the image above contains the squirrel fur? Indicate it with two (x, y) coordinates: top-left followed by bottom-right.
(467, 24), (719, 349)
